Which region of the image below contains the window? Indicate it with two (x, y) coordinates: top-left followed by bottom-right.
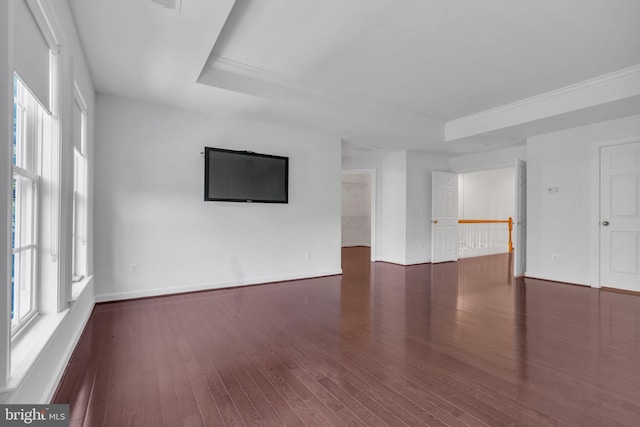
(72, 90), (87, 282)
(11, 75), (49, 334)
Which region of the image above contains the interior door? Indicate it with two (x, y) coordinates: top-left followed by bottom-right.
(600, 141), (640, 291)
(431, 171), (458, 263)
(514, 159), (527, 277)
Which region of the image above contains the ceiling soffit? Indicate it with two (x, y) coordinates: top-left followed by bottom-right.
(198, 0), (640, 147)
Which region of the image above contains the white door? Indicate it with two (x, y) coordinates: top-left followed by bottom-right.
(432, 171), (458, 263)
(514, 159), (527, 277)
(600, 141), (640, 291)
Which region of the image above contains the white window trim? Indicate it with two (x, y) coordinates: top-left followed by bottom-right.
(11, 77), (43, 336)
(3, 0), (65, 393)
(70, 82), (88, 294)
(1, 0), (69, 394)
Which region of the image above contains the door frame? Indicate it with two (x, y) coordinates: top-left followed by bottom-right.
(342, 169), (377, 261)
(514, 158), (526, 277)
(591, 136), (640, 288)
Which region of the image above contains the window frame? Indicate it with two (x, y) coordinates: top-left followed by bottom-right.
(11, 75), (44, 336)
(71, 83), (88, 283)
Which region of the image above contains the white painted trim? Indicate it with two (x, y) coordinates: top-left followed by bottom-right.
(2, 314), (64, 394)
(451, 65), (640, 125)
(404, 257), (430, 266)
(591, 136), (640, 289)
(94, 269), (343, 303)
(73, 81), (88, 113)
(203, 55), (442, 134)
(514, 158), (526, 277)
(0, 0), (14, 390)
(375, 257), (409, 266)
(208, 56), (314, 93)
(3, 278), (93, 403)
(40, 290), (93, 403)
(524, 272), (592, 288)
(57, 48), (74, 312)
(25, 0), (61, 53)
(448, 145), (526, 174)
(446, 65), (640, 141)
(342, 169), (376, 261)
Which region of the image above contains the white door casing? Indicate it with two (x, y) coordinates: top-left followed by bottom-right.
(514, 159), (527, 277)
(432, 171), (458, 263)
(600, 141), (640, 291)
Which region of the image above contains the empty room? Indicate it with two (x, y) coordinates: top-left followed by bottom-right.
(1, 0), (640, 426)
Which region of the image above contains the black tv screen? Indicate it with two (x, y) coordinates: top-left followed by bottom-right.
(204, 147), (289, 203)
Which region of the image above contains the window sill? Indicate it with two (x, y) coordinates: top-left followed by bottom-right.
(1, 310), (68, 394)
(71, 275), (92, 301)
(1, 276), (93, 396)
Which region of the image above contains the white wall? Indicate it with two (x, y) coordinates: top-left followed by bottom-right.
(94, 94), (342, 301)
(378, 151), (407, 264)
(343, 149), (449, 264)
(526, 114), (640, 286)
(406, 151), (449, 264)
(458, 168), (515, 220)
(449, 145), (526, 173)
(341, 174), (371, 247)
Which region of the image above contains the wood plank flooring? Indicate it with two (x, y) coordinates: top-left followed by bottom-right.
(53, 247), (640, 426)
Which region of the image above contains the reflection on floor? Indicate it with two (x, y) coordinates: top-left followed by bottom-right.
(54, 247), (640, 426)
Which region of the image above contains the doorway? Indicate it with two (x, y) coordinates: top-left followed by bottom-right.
(456, 166), (519, 260)
(342, 170), (376, 261)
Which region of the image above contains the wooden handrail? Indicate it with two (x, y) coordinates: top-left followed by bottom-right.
(458, 217), (513, 252)
(458, 219), (509, 224)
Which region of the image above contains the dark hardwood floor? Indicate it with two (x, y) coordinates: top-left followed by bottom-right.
(53, 247), (640, 426)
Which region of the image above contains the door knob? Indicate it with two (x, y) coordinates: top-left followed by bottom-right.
(432, 220), (438, 224)
(602, 221), (610, 226)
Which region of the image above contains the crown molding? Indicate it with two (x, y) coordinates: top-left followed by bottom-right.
(206, 55), (342, 99)
(446, 64), (640, 141)
(202, 55), (443, 134)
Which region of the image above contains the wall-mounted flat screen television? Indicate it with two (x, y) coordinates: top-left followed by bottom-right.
(204, 147), (289, 203)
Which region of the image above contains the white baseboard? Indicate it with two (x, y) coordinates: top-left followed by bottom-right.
(404, 257), (431, 265)
(375, 257), (407, 266)
(524, 271), (593, 287)
(376, 256), (430, 266)
(95, 269), (343, 303)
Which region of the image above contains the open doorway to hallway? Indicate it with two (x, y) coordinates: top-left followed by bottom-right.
(341, 170), (376, 263)
(457, 167), (516, 259)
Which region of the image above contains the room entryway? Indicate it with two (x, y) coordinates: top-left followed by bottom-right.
(433, 165), (523, 273)
(341, 170), (376, 261)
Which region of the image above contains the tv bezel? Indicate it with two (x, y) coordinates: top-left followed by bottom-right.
(203, 147), (289, 204)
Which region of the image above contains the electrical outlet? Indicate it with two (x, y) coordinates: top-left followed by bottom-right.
(551, 254), (558, 262)
(130, 264), (139, 274)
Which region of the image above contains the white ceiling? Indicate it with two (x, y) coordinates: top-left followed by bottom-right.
(69, 0), (640, 154)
